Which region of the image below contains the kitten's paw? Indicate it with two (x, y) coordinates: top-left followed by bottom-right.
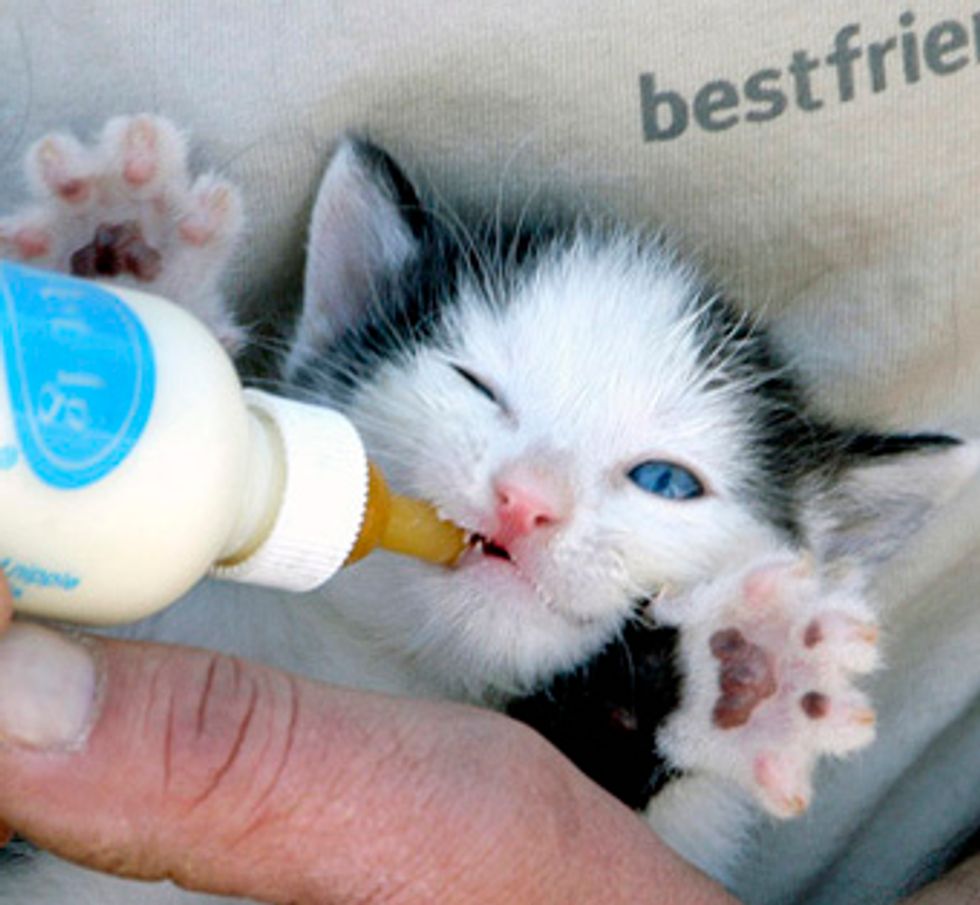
(656, 555), (879, 818)
(1, 115), (245, 352)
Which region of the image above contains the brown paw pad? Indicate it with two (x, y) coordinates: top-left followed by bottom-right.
(710, 628), (777, 729)
(70, 221), (162, 281)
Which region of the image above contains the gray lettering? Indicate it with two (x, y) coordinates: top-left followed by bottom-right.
(693, 80), (739, 132)
(744, 69), (787, 122)
(826, 24), (862, 102)
(924, 21), (969, 75)
(788, 50), (823, 111)
(900, 11), (921, 83)
(637, 9), (976, 144)
(867, 37), (897, 93)
(639, 73), (688, 142)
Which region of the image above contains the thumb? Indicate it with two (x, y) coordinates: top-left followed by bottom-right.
(0, 624), (738, 905)
(0, 623), (526, 904)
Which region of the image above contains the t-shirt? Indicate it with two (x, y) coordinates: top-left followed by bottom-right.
(1, 3), (978, 902)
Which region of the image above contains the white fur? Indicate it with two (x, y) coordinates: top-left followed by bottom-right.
(322, 235), (785, 698)
(645, 774), (757, 883)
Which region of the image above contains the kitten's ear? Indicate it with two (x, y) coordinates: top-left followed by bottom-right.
(290, 138), (424, 373)
(805, 433), (979, 570)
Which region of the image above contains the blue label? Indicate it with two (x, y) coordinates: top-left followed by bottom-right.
(0, 556), (81, 598)
(0, 263), (155, 488)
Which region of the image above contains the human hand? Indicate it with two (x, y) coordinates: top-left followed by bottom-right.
(901, 854), (980, 905)
(0, 577), (736, 904)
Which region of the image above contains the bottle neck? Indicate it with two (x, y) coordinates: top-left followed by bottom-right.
(212, 388), (464, 587)
(347, 463), (468, 567)
(217, 406), (286, 564)
(343, 463), (390, 565)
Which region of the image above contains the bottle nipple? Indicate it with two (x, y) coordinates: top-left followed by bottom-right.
(345, 463), (468, 567)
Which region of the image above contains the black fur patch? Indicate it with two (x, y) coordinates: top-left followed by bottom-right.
(687, 290), (962, 542)
(507, 621), (681, 811)
(294, 221), (561, 403)
(687, 290), (816, 539)
(838, 430), (961, 460)
(290, 138), (568, 401)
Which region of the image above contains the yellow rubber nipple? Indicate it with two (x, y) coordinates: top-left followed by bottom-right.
(345, 463), (468, 567)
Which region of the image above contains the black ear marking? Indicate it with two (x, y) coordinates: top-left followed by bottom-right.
(838, 430), (962, 461)
(342, 136), (428, 240)
(804, 429), (977, 568)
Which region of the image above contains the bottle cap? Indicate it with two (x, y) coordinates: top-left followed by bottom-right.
(211, 390), (368, 592)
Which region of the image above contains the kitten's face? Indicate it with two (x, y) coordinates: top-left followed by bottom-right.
(323, 237), (778, 695)
(294, 138), (970, 698)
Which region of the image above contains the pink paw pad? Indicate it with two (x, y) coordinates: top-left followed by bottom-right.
(29, 135), (94, 205)
(121, 118), (161, 187)
(14, 228), (52, 259)
(0, 224), (52, 260)
(177, 179), (241, 247)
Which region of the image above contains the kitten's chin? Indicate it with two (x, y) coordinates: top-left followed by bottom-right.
(325, 553), (624, 698)
(455, 547), (554, 611)
(438, 578), (620, 697)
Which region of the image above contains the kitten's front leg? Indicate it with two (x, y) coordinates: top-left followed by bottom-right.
(0, 115), (244, 351)
(655, 555), (880, 817)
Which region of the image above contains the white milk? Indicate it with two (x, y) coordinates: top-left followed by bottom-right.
(0, 263), (370, 624)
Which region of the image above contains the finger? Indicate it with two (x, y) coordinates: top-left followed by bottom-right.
(0, 625), (737, 905)
(0, 571), (13, 632)
(902, 853), (980, 904)
(0, 624), (448, 902)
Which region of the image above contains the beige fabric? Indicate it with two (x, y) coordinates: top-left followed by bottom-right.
(2, 3), (979, 903)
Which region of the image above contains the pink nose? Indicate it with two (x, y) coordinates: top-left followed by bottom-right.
(493, 478), (563, 546)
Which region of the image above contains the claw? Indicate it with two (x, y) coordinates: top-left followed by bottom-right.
(848, 707), (876, 728)
(753, 751), (812, 819)
(854, 623), (879, 646)
(816, 694), (877, 754)
(805, 613), (880, 674)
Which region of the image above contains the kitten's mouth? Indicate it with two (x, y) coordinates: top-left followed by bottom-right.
(461, 531), (599, 629)
(466, 533), (513, 562)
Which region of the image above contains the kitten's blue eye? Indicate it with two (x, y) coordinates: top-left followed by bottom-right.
(452, 365), (499, 405)
(628, 460), (704, 500)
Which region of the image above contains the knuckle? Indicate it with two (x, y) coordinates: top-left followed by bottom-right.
(153, 652), (296, 832)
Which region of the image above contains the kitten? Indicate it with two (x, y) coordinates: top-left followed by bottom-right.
(0, 116), (974, 905)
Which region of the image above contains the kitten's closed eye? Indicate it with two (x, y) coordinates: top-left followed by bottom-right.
(628, 461), (705, 500)
(452, 363), (502, 407)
